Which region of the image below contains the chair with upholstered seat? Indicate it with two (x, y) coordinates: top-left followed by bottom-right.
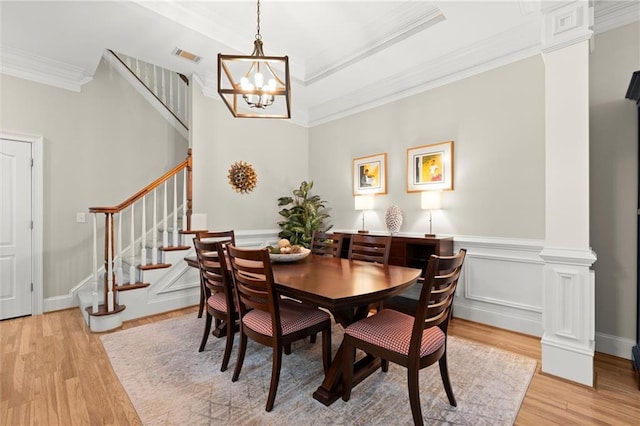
(347, 234), (392, 264)
(195, 230), (235, 318)
(341, 249), (467, 426)
(193, 239), (237, 372)
(310, 231), (344, 257)
(226, 244), (332, 412)
(383, 252), (461, 316)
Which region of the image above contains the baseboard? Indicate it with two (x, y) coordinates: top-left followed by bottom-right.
(595, 331), (635, 360)
(43, 294), (76, 312)
(453, 302), (543, 337)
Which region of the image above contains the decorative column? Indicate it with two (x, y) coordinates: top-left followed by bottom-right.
(539, 1), (597, 386)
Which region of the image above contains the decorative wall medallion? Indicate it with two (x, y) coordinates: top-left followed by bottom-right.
(227, 161), (257, 193)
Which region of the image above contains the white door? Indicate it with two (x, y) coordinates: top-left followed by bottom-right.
(0, 138), (32, 319)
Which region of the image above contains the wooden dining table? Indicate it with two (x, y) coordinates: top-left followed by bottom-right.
(271, 255), (422, 406)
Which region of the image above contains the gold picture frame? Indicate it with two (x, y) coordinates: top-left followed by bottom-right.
(353, 153), (387, 195)
(407, 141), (454, 192)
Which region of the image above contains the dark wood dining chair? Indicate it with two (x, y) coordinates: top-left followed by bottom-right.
(193, 239), (237, 372)
(310, 231), (344, 257)
(341, 249), (467, 426)
(195, 230), (235, 318)
(383, 249), (463, 317)
(347, 234), (392, 264)
(226, 244), (332, 412)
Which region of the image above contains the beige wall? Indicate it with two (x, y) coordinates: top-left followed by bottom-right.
(309, 55), (546, 239)
(190, 79), (309, 232)
(590, 22), (639, 343)
(0, 57), (187, 298)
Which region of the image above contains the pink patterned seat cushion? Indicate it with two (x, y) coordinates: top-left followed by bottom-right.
(345, 309), (445, 357)
(207, 292), (227, 313)
(242, 299), (330, 337)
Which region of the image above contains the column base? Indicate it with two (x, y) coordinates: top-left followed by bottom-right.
(541, 335), (594, 386)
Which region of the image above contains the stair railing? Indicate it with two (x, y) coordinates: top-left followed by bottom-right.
(108, 49), (189, 131)
(87, 149), (193, 316)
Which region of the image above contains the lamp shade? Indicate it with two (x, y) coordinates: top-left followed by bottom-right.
(354, 195), (375, 211)
(421, 191), (441, 210)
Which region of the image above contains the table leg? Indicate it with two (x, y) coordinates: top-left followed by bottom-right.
(312, 305), (381, 406)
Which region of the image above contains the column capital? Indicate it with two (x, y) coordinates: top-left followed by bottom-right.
(541, 1), (594, 54)
(539, 246), (597, 267)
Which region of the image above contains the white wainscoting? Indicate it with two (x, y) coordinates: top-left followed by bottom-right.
(452, 235), (546, 338)
(47, 229), (633, 359)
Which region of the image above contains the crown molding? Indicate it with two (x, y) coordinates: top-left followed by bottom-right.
(593, 0), (640, 34)
(303, 4), (445, 85)
(0, 46), (92, 92)
(308, 20), (542, 127)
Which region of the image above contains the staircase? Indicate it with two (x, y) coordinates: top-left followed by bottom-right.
(77, 150), (203, 332)
(77, 52), (198, 332)
(103, 49), (189, 138)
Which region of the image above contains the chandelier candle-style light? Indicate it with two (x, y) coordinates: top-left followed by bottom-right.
(217, 0), (291, 118)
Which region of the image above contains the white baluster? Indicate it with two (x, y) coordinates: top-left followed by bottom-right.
(129, 204), (136, 284)
(169, 72), (174, 114)
(134, 59), (141, 81)
(141, 195), (148, 266)
(116, 212), (123, 285)
(160, 68), (167, 105)
(92, 213), (99, 313)
(153, 65), (159, 98)
(162, 182), (168, 248)
(183, 78), (189, 123)
(174, 73), (181, 118)
(182, 169), (187, 243)
(107, 215), (114, 312)
(172, 175), (178, 247)
(152, 188), (158, 265)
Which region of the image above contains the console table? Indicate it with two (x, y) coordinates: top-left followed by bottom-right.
(335, 232), (453, 271)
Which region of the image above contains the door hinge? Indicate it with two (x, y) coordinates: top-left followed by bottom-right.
(31, 158), (34, 167)
(31, 282), (34, 292)
(30, 220), (34, 230)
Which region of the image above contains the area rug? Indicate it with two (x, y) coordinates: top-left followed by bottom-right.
(100, 315), (537, 425)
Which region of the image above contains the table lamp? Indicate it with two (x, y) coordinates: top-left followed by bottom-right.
(421, 191), (441, 237)
(354, 195), (374, 234)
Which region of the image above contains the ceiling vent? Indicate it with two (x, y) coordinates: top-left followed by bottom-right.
(172, 47), (202, 63)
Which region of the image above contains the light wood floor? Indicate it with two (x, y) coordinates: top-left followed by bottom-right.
(1, 307), (639, 425)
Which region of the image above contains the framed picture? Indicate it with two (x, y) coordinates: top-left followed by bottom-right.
(353, 153), (387, 195)
(407, 141), (454, 192)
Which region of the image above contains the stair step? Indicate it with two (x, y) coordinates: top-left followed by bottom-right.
(180, 229), (207, 235)
(115, 282), (150, 291)
(160, 245), (191, 252)
(138, 263), (171, 271)
(87, 303), (126, 316)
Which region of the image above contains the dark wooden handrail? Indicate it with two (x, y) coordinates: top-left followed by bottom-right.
(89, 149), (192, 215)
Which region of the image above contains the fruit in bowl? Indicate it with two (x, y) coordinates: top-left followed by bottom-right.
(268, 239), (310, 262)
(268, 239), (302, 254)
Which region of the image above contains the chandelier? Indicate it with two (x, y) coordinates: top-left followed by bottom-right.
(217, 0), (291, 119)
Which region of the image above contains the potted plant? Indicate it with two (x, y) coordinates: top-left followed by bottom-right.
(277, 181), (331, 248)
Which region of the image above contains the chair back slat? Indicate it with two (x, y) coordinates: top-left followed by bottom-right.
(310, 231), (344, 258)
(227, 244), (281, 326)
(197, 229), (235, 246)
(193, 239), (234, 313)
(411, 249), (466, 351)
(347, 234), (392, 265)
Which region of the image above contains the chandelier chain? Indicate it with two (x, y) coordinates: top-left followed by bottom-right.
(255, 0), (262, 40)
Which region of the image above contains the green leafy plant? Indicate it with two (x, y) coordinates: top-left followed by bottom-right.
(277, 181), (331, 248)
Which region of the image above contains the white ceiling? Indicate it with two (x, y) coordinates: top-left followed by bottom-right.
(1, 1), (638, 126)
